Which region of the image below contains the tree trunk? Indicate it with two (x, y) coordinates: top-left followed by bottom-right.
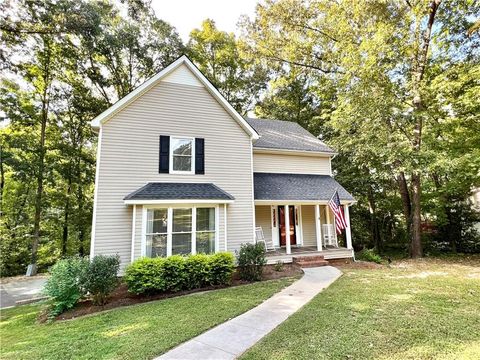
(30, 37), (52, 273)
(410, 173), (423, 257)
(396, 171), (412, 237)
(61, 173), (72, 257)
(367, 186), (382, 253)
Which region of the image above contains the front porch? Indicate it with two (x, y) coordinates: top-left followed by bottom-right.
(264, 246), (354, 264)
(255, 203), (354, 263)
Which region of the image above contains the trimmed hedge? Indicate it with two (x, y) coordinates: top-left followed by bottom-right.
(124, 252), (235, 295)
(236, 242), (267, 281)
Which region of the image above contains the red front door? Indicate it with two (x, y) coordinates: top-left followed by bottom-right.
(279, 206), (296, 246)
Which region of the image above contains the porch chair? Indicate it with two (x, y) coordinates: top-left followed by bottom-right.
(255, 226), (276, 252)
(322, 224), (339, 248)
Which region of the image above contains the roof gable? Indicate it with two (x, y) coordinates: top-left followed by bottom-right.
(246, 118), (335, 154)
(90, 56), (258, 139)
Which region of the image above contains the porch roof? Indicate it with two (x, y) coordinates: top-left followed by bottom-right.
(124, 182), (234, 204)
(253, 173), (355, 202)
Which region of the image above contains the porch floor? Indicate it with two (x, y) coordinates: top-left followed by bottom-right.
(265, 246), (354, 264)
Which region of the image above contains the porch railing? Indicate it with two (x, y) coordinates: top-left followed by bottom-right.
(322, 224), (338, 247)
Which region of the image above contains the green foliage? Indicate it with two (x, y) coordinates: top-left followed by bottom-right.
(82, 255), (120, 305)
(357, 248), (383, 264)
(1, 278), (295, 360)
(42, 257), (89, 317)
(236, 243), (267, 281)
(124, 253), (235, 295)
(274, 260), (285, 272)
(208, 252), (235, 285)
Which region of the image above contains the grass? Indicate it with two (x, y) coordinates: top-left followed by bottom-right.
(241, 256), (480, 360)
(0, 277), (296, 360)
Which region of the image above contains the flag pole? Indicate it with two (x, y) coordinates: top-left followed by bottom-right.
(328, 187), (338, 203)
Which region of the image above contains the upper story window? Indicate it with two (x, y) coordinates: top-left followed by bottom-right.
(170, 137), (194, 173)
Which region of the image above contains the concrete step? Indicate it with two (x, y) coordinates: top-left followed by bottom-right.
(295, 260), (329, 268)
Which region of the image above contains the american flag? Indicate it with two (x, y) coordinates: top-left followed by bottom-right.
(328, 190), (347, 234)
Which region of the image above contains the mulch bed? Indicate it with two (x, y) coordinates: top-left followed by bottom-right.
(51, 264), (303, 321)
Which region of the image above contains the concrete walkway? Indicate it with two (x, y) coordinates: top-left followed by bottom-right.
(157, 266), (342, 360)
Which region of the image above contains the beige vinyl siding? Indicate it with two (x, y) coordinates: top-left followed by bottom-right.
(93, 71), (254, 267)
(255, 205), (272, 242)
(301, 205), (316, 246)
(253, 152), (331, 175)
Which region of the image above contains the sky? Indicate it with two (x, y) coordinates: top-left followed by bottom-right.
(150, 0), (259, 42)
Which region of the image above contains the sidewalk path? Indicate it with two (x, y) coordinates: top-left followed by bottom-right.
(157, 266), (342, 360)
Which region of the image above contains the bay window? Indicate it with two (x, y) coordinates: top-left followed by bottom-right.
(144, 206), (217, 257)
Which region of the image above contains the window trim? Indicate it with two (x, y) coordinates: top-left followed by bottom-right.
(141, 204), (219, 257)
(169, 136), (195, 174)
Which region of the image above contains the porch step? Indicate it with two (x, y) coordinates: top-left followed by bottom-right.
(292, 255), (329, 268)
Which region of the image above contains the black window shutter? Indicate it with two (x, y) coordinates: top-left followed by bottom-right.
(159, 135), (170, 173)
(195, 138), (205, 174)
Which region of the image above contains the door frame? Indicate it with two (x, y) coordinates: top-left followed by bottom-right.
(277, 205), (303, 247)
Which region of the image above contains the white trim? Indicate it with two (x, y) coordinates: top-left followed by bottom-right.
(90, 56), (259, 140)
(141, 206), (147, 257)
(255, 200), (355, 206)
(315, 204), (322, 251)
(125, 199), (234, 205)
(215, 205), (220, 252)
(294, 205), (303, 246)
(271, 205), (279, 247)
(250, 141), (256, 242)
(166, 207), (173, 256)
(253, 147), (337, 157)
(169, 136), (195, 174)
(345, 204), (353, 250)
(191, 206), (197, 254)
(224, 204), (228, 251)
(90, 127), (102, 260)
(130, 204), (136, 262)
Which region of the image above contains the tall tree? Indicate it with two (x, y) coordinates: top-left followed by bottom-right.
(187, 19), (268, 114)
(242, 0), (480, 256)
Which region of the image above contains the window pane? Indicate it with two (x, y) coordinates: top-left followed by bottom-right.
(196, 208), (215, 231)
(147, 209), (167, 234)
(196, 232), (215, 254)
(146, 234), (167, 257)
(172, 155), (191, 171)
(172, 138), (192, 155)
(172, 233), (192, 255)
(173, 208), (192, 232)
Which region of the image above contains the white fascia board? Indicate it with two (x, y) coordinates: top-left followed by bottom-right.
(124, 199), (235, 205)
(253, 147), (337, 157)
(90, 56), (259, 140)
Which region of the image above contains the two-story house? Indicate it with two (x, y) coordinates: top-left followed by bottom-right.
(90, 56), (355, 269)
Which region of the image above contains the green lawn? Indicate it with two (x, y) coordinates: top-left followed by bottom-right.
(242, 257), (480, 360)
(0, 278), (295, 360)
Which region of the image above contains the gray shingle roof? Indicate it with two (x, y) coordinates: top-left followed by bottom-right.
(124, 183), (234, 201)
(246, 118), (335, 153)
(254, 173), (355, 201)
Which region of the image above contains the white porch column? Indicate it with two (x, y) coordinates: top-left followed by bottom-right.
(315, 204), (322, 251)
(326, 205), (331, 240)
(344, 204), (353, 249)
(224, 204), (228, 251)
(284, 205), (291, 255)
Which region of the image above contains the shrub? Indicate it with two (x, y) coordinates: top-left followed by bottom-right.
(43, 257), (89, 317)
(124, 257), (166, 295)
(184, 254), (210, 289)
(125, 252), (235, 295)
(208, 252), (235, 285)
(83, 255), (120, 305)
(357, 248), (383, 264)
(236, 242), (267, 281)
(274, 260), (285, 272)
(162, 255), (187, 292)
